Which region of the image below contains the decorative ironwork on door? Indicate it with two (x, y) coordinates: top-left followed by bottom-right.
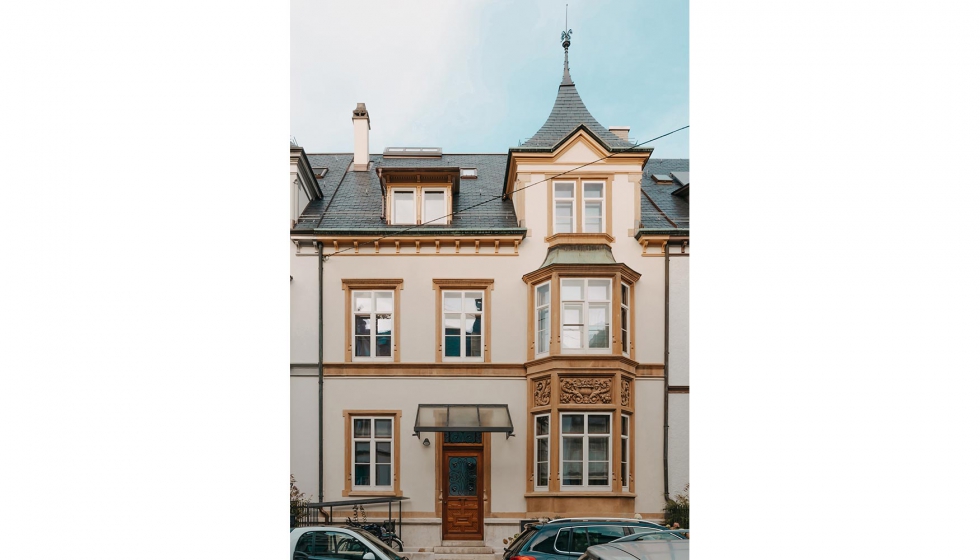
(444, 431), (482, 444)
(448, 456), (478, 496)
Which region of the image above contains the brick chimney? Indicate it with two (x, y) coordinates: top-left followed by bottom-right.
(609, 126), (630, 141)
(352, 103), (370, 171)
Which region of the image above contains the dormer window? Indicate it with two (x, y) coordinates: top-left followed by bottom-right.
(378, 168), (459, 226)
(551, 179), (608, 236)
(461, 168), (477, 179)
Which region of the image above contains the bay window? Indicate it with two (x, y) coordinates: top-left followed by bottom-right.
(620, 283), (630, 355)
(560, 412), (611, 490)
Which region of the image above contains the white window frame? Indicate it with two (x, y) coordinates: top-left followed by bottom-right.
(620, 283), (630, 356)
(351, 416), (395, 491)
(422, 188), (448, 225)
(560, 278), (612, 353)
(352, 290), (395, 361)
(441, 290), (485, 361)
(560, 412), (612, 491)
(621, 415), (630, 492)
(534, 413), (550, 491)
(460, 168), (478, 179)
(553, 181), (576, 234)
(535, 281), (551, 356)
(582, 181), (605, 233)
(391, 190), (417, 225)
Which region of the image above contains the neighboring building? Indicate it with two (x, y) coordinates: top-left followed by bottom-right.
(290, 38), (689, 549)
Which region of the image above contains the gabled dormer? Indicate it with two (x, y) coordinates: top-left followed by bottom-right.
(376, 166), (461, 226)
(503, 33), (651, 245)
(289, 143), (323, 227)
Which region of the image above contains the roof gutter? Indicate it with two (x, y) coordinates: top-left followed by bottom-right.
(292, 228), (528, 237)
(634, 229), (690, 239)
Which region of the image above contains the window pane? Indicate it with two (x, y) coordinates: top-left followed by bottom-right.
(621, 416), (629, 435)
(588, 461), (609, 486)
(536, 461), (548, 487)
(536, 283), (550, 306)
(375, 419), (392, 438)
(465, 335), (481, 357)
(464, 292), (483, 312)
(354, 336), (371, 357)
(376, 314), (391, 335)
(587, 279), (610, 301)
(444, 292), (462, 312)
(353, 292), (372, 312)
(563, 303), (583, 324)
(588, 305), (609, 348)
(376, 336), (391, 357)
(445, 335), (461, 357)
(537, 438), (549, 463)
(570, 528), (589, 553)
(393, 192), (415, 224)
(354, 315), (371, 335)
(354, 464), (370, 486)
(562, 326), (582, 349)
(563, 437), (583, 460)
(376, 464), (391, 486)
(587, 527), (623, 546)
(536, 415), (549, 436)
(555, 201), (573, 233)
(561, 279), (583, 301)
(554, 183), (574, 198)
(466, 314), (481, 335)
(354, 419), (372, 438)
(423, 191), (445, 223)
(562, 460), (583, 486)
(588, 415), (610, 434)
(375, 293), (393, 313)
(621, 439), (628, 482)
(588, 438), (609, 461)
(621, 284), (629, 302)
(621, 307), (628, 353)
(376, 441), (391, 463)
(376, 315), (392, 356)
(354, 441), (370, 463)
(583, 183), (603, 198)
(562, 414), (584, 434)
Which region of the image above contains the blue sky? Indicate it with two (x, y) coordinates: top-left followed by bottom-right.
(291, 0), (688, 157)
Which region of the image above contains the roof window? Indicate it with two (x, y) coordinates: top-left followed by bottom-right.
(383, 147), (443, 158)
(652, 174), (673, 183)
(460, 168), (477, 179)
(313, 167), (328, 178)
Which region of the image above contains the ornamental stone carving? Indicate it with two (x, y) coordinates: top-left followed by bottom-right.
(621, 379), (631, 407)
(533, 379), (551, 407)
(559, 378), (612, 404)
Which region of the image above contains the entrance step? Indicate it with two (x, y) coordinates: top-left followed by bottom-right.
(441, 541), (486, 547)
(434, 546), (493, 554)
(433, 554), (498, 560)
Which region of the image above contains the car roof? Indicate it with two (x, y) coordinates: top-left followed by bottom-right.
(544, 519), (664, 527)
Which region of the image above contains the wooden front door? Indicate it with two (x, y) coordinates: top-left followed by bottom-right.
(442, 448), (484, 540)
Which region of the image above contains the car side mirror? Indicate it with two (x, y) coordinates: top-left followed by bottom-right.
(363, 553), (376, 560)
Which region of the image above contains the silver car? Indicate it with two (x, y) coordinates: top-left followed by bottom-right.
(578, 539), (689, 560)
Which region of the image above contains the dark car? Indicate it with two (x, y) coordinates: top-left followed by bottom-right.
(579, 540), (689, 560)
(503, 518), (669, 560)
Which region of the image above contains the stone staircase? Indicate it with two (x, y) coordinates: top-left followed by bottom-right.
(433, 540), (499, 560)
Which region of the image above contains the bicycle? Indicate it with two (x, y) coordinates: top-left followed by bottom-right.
(346, 516), (404, 552)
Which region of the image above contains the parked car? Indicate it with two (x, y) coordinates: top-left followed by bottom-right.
(290, 525), (407, 560)
(579, 540), (689, 560)
(503, 518), (669, 560)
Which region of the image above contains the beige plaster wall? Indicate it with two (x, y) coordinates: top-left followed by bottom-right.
(633, 378), (667, 513)
(668, 257), (689, 386)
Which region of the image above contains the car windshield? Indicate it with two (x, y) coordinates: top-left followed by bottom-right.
(348, 527), (403, 560)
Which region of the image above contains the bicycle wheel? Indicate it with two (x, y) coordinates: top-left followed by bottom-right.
(387, 537), (403, 552)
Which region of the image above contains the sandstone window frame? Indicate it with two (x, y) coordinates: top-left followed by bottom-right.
(342, 279), (404, 363)
(432, 279), (493, 363)
(343, 410), (403, 498)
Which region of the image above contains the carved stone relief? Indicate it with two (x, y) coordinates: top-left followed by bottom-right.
(559, 377), (612, 404)
(621, 379), (631, 407)
(533, 378), (551, 407)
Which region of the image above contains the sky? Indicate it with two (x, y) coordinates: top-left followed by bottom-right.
(291, 0), (689, 157)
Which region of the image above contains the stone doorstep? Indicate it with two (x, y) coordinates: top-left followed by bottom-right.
(433, 555), (500, 560)
(433, 546), (494, 554)
(441, 541), (486, 547)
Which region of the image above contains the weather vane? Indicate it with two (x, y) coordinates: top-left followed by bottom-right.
(561, 4), (572, 49)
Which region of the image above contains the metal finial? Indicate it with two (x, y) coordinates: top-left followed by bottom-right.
(560, 6), (573, 85)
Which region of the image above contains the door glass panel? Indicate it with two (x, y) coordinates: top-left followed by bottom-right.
(448, 456), (478, 496)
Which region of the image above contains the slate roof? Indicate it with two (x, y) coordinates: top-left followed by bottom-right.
(292, 154), (689, 236)
(293, 153), (522, 234)
(517, 81), (637, 152)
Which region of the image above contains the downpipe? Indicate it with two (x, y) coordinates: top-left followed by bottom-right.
(663, 242), (670, 504)
(318, 241), (325, 502)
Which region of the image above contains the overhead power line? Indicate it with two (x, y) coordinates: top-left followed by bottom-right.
(321, 125), (689, 259)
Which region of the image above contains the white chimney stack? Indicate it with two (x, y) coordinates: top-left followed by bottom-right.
(352, 103), (371, 171)
(609, 126), (630, 141)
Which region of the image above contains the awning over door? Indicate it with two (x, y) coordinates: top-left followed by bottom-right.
(413, 404), (514, 438)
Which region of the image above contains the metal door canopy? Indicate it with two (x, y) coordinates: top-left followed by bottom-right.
(413, 404), (514, 438)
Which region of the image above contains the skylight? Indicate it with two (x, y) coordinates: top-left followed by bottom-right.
(652, 174), (673, 183)
(460, 168), (477, 179)
(383, 147), (443, 158)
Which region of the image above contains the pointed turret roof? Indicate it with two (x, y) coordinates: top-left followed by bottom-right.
(515, 31), (638, 152)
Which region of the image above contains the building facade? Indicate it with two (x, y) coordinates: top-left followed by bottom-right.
(290, 43), (689, 549)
